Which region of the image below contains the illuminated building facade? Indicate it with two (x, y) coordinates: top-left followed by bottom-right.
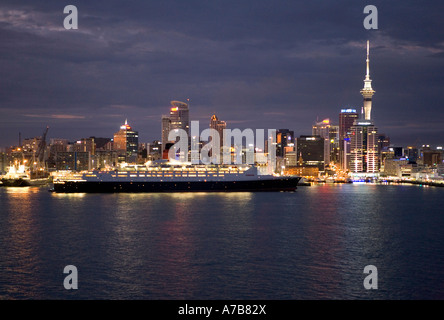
(0, 152), (7, 174)
(169, 100), (190, 135)
(56, 151), (90, 171)
(161, 115), (171, 153)
(296, 135), (324, 171)
(350, 121), (378, 173)
(209, 114), (226, 146)
(161, 100), (190, 156)
(276, 129), (294, 158)
(339, 109), (359, 171)
(209, 114), (227, 160)
(329, 125), (340, 164)
(73, 137), (95, 155)
(113, 120), (139, 163)
(312, 119), (331, 167)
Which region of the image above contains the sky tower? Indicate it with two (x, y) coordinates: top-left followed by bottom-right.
(360, 40), (375, 120)
(350, 41), (379, 174)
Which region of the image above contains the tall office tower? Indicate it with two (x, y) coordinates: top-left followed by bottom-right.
(169, 100), (190, 135)
(161, 115), (171, 153)
(312, 119), (331, 167)
(276, 129), (295, 157)
(350, 41), (379, 174)
(296, 135), (325, 171)
(339, 109), (359, 171)
(113, 119), (139, 163)
(209, 114), (226, 148)
(329, 125), (340, 164)
(350, 123), (378, 173)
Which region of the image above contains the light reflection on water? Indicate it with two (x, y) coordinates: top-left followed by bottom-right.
(0, 184), (443, 299)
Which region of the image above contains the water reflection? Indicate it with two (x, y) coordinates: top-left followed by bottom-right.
(301, 185), (346, 298)
(4, 186), (42, 194)
(1, 185), (443, 299)
(1, 188), (43, 299)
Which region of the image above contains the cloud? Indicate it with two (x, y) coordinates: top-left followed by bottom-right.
(0, 0), (443, 147)
(24, 114), (86, 119)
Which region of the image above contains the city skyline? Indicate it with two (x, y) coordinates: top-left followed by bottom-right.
(1, 1), (444, 148)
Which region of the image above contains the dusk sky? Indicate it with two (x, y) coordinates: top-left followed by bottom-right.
(1, 0), (443, 148)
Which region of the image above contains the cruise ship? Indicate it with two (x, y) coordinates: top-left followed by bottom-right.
(52, 163), (301, 193)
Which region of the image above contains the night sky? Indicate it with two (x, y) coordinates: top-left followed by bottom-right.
(1, 0), (443, 148)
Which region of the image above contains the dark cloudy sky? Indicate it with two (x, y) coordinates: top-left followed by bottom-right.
(1, 0), (443, 148)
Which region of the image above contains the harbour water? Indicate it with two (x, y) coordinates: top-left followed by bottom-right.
(0, 183), (443, 300)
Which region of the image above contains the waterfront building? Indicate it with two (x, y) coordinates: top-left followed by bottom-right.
(284, 153), (319, 177)
(296, 135), (325, 171)
(384, 158), (410, 177)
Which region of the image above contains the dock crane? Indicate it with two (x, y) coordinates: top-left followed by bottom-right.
(30, 126), (49, 178)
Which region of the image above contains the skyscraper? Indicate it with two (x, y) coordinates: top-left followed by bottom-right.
(329, 125), (340, 164)
(161, 115), (171, 153)
(350, 41), (379, 174)
(169, 100), (190, 135)
(276, 129), (294, 158)
(312, 119), (331, 167)
(339, 109), (359, 171)
(209, 114), (226, 148)
(113, 120), (139, 163)
(350, 123), (378, 173)
(161, 100), (190, 156)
